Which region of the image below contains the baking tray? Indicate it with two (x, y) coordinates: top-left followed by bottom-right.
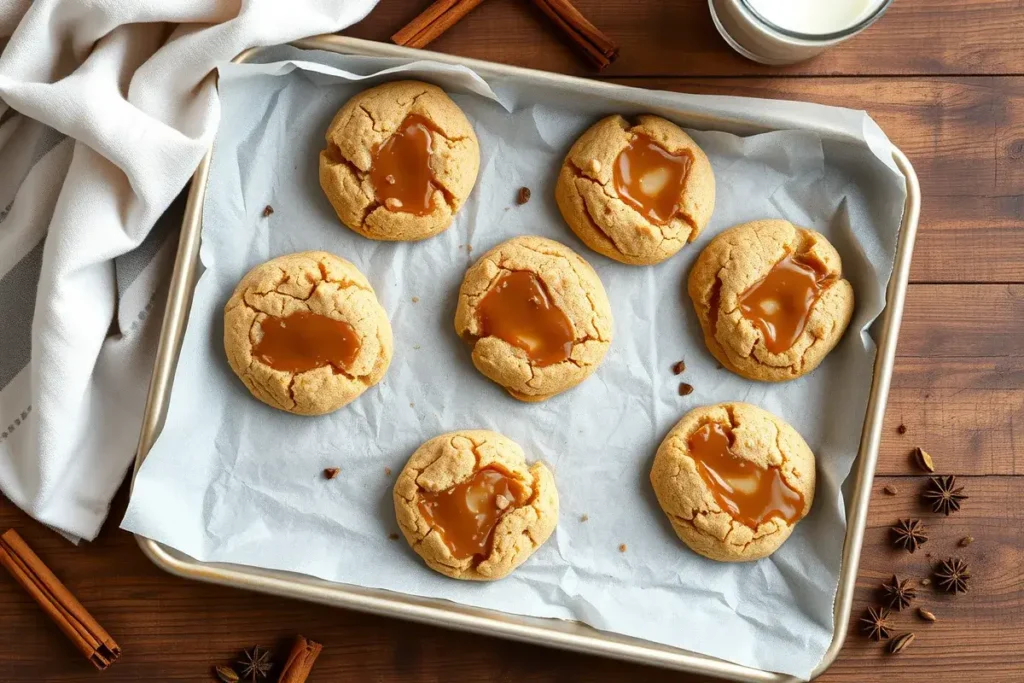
(131, 34), (921, 682)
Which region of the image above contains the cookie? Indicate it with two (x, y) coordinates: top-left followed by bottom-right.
(454, 236), (613, 402)
(555, 114), (715, 265)
(319, 80), (480, 241)
(650, 402), (816, 562)
(393, 430), (559, 581)
(224, 251), (392, 415)
(688, 219), (855, 382)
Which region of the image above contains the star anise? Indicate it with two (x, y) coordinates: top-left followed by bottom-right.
(935, 557), (971, 594)
(890, 518), (928, 553)
(881, 574), (916, 611)
(922, 475), (967, 515)
(859, 605), (892, 641)
(237, 646), (272, 682)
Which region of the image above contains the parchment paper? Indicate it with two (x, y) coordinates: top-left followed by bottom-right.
(122, 46), (906, 679)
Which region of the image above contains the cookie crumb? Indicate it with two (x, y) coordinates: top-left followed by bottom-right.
(409, 402), (415, 408)
(589, 159), (602, 174)
(323, 467), (340, 480)
(384, 197), (404, 210)
(411, 296), (420, 303)
(388, 533), (399, 541)
(671, 360), (686, 375)
(618, 543), (627, 553)
(517, 186), (531, 204)
(384, 174), (396, 185)
(883, 484), (898, 495)
(495, 494), (510, 510)
(384, 467), (392, 477)
(678, 382), (694, 396)
(466, 244), (472, 254)
(580, 514), (589, 522)
(413, 344), (421, 350)
(262, 205), (274, 217)
(897, 423), (907, 435)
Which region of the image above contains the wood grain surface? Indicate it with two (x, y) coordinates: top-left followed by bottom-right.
(2, 1), (1022, 681)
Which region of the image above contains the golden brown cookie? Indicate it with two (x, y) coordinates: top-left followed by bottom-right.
(650, 402), (816, 562)
(454, 236), (613, 402)
(393, 430), (559, 581)
(224, 251), (392, 415)
(319, 80), (480, 241)
(688, 219), (855, 382)
(555, 114), (715, 265)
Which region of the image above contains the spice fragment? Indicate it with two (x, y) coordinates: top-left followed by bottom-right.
(215, 665), (240, 683)
(888, 632), (915, 654)
(517, 187), (531, 204)
(917, 607), (937, 622)
(678, 383), (694, 396)
(913, 446), (935, 472)
(883, 484), (898, 495)
(323, 468), (340, 480)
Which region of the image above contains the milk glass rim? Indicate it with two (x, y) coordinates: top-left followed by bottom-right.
(738, 0), (894, 42)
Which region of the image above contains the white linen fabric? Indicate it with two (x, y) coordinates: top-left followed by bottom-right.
(0, 0), (377, 541)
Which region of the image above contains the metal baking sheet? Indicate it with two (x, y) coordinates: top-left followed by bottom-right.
(130, 35), (920, 682)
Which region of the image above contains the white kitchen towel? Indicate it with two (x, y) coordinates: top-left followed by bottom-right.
(0, 0), (378, 541)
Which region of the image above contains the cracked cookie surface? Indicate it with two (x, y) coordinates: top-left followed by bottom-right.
(224, 251), (392, 415)
(650, 402), (816, 562)
(555, 114), (715, 265)
(454, 236), (614, 402)
(319, 80), (480, 241)
(688, 219), (855, 382)
(393, 430), (559, 581)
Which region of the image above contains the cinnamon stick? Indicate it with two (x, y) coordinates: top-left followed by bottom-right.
(278, 635), (323, 683)
(0, 529), (120, 670)
(529, 0), (619, 69)
(392, 0), (489, 49)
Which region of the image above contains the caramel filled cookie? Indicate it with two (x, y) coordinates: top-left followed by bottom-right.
(224, 251), (392, 415)
(454, 236), (613, 402)
(555, 114), (715, 265)
(688, 219), (855, 382)
(319, 80), (480, 241)
(393, 430), (559, 581)
(650, 402), (816, 562)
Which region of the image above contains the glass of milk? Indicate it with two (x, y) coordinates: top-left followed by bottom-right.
(708, 0), (892, 64)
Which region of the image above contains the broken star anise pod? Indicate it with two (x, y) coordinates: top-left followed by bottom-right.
(935, 557), (971, 594)
(859, 605), (892, 641)
(890, 518), (928, 553)
(922, 475), (967, 515)
(237, 646), (273, 682)
(881, 574), (917, 611)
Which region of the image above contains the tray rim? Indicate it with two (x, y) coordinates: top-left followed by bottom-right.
(130, 34), (922, 683)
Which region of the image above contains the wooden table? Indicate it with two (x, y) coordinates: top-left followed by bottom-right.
(3, 1), (1022, 680)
